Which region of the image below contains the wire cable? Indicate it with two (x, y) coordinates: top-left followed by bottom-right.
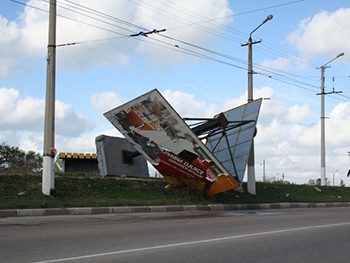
(10, 0), (349, 101)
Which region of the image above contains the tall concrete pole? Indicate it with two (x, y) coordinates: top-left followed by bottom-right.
(262, 159), (266, 182)
(247, 37), (254, 103)
(242, 15), (273, 195)
(42, 0), (57, 195)
(320, 66), (326, 186)
(247, 35), (256, 195)
(317, 52), (344, 186)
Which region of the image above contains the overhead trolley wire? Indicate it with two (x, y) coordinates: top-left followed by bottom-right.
(51, 0), (138, 34)
(152, 0), (247, 41)
(43, 0), (250, 69)
(325, 67), (350, 92)
(57, 0), (307, 80)
(65, 2), (350, 99)
(125, 0), (244, 44)
(11, 0), (131, 41)
(64, 0), (145, 31)
(126, 0), (333, 93)
(10, 0), (349, 101)
(164, 0), (304, 34)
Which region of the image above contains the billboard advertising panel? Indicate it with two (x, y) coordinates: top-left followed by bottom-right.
(104, 89), (240, 196)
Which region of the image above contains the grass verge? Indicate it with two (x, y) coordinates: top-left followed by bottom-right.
(1, 172), (350, 209)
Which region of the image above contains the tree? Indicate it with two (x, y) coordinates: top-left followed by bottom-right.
(307, 178), (321, 186)
(0, 142), (42, 172)
(25, 150), (43, 172)
(307, 179), (316, 185)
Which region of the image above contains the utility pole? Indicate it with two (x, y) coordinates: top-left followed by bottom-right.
(42, 0), (57, 195)
(317, 52), (344, 186)
(241, 14), (273, 195)
(333, 170), (338, 186)
(262, 159), (266, 182)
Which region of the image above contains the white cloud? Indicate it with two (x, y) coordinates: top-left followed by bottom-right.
(0, 1), (49, 77)
(286, 104), (311, 122)
(133, 0), (233, 67)
(0, 87), (43, 131)
(0, 87), (96, 149)
(55, 100), (95, 136)
(20, 138), (41, 153)
(162, 89), (208, 117)
(330, 102), (350, 120)
(260, 57), (291, 72)
(0, 16), (21, 77)
(0, 0), (233, 75)
(254, 94), (350, 183)
(287, 8), (350, 61)
(327, 102), (350, 147)
(90, 91), (124, 113)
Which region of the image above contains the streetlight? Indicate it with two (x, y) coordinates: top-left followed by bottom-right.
(333, 170), (338, 186)
(242, 14), (273, 103)
(241, 14), (273, 195)
(317, 52), (344, 186)
(260, 159), (266, 182)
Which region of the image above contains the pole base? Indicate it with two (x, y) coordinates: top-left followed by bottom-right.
(42, 156), (55, 195)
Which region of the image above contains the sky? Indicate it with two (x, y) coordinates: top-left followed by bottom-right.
(1, 0), (350, 185)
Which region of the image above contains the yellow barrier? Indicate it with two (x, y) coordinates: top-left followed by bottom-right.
(58, 152), (98, 159)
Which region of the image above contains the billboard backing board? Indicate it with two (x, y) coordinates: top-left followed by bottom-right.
(206, 98), (262, 182)
(103, 89), (240, 196)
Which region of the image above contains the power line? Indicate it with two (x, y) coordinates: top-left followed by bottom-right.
(64, 0), (145, 31)
(165, 0), (304, 33)
(51, 0), (139, 34)
(123, 0), (331, 91)
(54, 0), (310, 83)
(56, 36), (126, 47)
(19, 0), (251, 69)
(125, 0), (244, 44)
(10, 0), (349, 101)
(11, 0), (131, 37)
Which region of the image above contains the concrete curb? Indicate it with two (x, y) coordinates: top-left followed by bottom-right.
(1, 202), (350, 218)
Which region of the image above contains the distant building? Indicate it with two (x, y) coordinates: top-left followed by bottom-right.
(55, 152), (98, 173)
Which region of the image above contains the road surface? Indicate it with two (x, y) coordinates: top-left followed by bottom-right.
(1, 207), (350, 262)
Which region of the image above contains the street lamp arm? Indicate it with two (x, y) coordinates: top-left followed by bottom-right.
(249, 14), (273, 38)
(249, 23), (263, 38)
(320, 52), (345, 68)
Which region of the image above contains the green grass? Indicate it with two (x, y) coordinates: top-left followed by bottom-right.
(1, 172), (350, 209)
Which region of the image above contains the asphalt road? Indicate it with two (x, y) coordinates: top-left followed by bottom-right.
(1, 207), (350, 263)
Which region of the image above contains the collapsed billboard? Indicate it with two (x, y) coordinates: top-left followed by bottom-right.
(104, 89), (240, 196)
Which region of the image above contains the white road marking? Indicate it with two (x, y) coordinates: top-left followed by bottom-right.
(33, 221), (350, 263)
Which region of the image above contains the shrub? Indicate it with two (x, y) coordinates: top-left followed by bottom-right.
(0, 142), (42, 172)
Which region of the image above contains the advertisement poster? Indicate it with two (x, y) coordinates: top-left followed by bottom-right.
(104, 89), (240, 196)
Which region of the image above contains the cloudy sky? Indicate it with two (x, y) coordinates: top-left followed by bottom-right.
(1, 0), (350, 185)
